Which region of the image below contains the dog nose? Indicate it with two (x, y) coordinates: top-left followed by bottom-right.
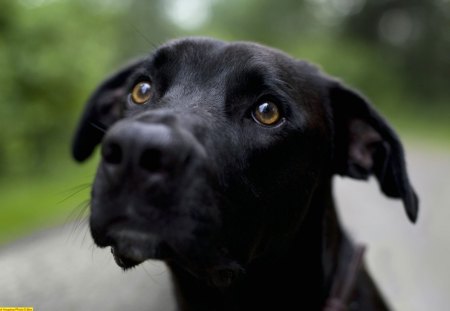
(102, 138), (165, 173)
(101, 120), (188, 176)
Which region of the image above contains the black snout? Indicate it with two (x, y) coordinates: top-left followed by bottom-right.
(101, 118), (192, 180)
(90, 113), (215, 268)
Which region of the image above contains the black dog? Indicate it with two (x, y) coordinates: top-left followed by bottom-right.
(72, 37), (418, 310)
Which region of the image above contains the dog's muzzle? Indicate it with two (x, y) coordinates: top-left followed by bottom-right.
(89, 113), (218, 269)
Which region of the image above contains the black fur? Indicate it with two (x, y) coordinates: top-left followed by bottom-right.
(72, 38), (418, 310)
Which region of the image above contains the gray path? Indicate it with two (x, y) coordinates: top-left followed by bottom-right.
(0, 225), (175, 310)
(1, 143), (449, 310)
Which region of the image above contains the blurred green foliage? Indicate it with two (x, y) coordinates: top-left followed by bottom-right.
(0, 0), (448, 242)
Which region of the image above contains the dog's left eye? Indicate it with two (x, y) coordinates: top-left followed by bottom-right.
(131, 81), (152, 104)
(252, 101), (282, 126)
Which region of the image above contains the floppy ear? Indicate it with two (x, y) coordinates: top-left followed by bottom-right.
(330, 81), (419, 223)
(72, 59), (145, 162)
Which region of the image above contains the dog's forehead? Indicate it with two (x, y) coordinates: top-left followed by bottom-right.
(155, 38), (285, 62)
(148, 38), (310, 81)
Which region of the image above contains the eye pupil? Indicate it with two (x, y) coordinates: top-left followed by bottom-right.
(253, 101), (281, 125)
(131, 81), (152, 104)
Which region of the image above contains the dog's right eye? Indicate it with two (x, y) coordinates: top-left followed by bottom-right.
(252, 101), (283, 126)
(131, 81), (152, 104)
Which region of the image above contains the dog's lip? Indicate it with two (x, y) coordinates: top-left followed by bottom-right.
(105, 228), (174, 269)
(111, 246), (142, 269)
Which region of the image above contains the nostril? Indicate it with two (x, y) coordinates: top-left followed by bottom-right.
(139, 148), (163, 172)
(103, 142), (122, 165)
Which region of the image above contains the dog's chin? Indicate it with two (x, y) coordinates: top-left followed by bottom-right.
(95, 228), (246, 288)
(111, 247), (142, 269)
(103, 229), (173, 270)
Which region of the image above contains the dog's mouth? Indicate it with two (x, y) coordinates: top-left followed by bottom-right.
(105, 228), (174, 269)
(111, 247), (142, 269)
(91, 212), (247, 287)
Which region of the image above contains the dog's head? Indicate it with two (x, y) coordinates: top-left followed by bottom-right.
(72, 38), (418, 285)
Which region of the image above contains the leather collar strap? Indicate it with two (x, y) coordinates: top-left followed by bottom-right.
(323, 244), (366, 311)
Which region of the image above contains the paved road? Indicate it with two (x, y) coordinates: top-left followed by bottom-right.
(0, 225), (175, 310)
(1, 143), (449, 310)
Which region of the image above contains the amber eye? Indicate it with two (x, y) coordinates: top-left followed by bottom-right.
(252, 101), (282, 126)
(131, 81), (152, 104)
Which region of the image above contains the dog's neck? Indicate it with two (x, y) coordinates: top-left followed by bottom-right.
(169, 180), (345, 311)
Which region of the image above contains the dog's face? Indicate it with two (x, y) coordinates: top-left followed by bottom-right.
(72, 38), (417, 285)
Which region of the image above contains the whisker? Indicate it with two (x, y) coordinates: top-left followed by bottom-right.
(140, 264), (161, 284)
(81, 220), (90, 245)
(90, 242), (97, 262)
(58, 183), (92, 195)
(57, 183), (91, 204)
(65, 200), (90, 242)
(128, 22), (156, 50)
(89, 121), (107, 133)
